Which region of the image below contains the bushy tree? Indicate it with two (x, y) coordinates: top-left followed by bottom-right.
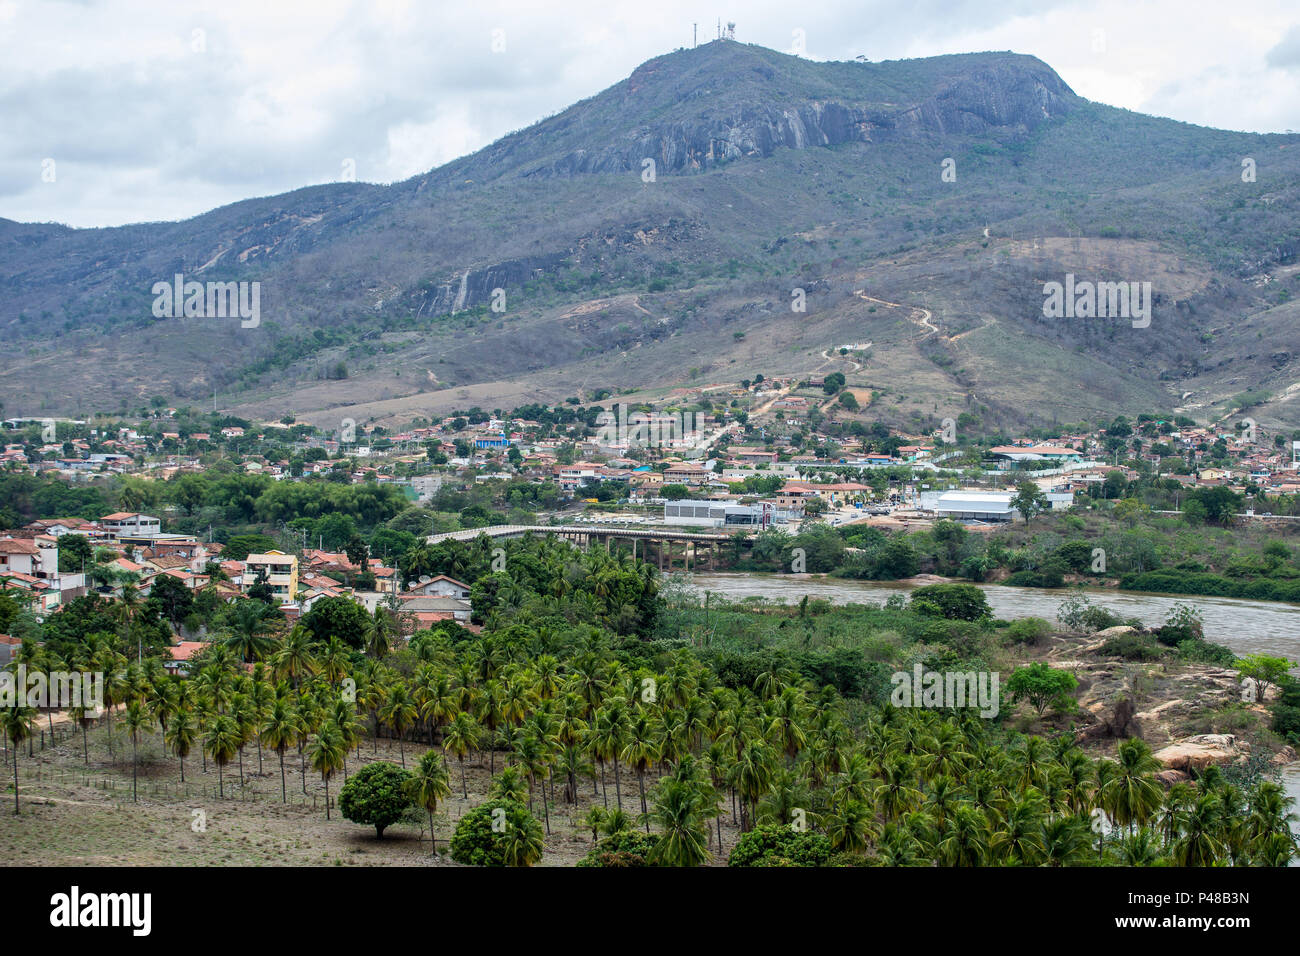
(338, 761), (414, 838)
(1006, 663), (1077, 717)
(301, 596), (372, 650)
(449, 799), (544, 867)
(908, 583), (991, 621)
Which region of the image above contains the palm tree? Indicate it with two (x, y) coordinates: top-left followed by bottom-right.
(117, 581), (143, 663)
(319, 637), (352, 688)
(582, 805), (607, 843)
(307, 721), (347, 820)
(648, 777), (710, 866)
(620, 711), (662, 825)
(989, 798), (1045, 865)
(68, 703), (95, 764)
(96, 650), (127, 758)
(378, 680), (417, 766)
(1102, 739), (1163, 836)
(936, 805), (989, 866)
(221, 599), (279, 662)
(499, 807), (545, 867)
(203, 713), (241, 798)
(272, 626), (317, 689)
(556, 743), (595, 804)
(442, 711), (479, 798)
(358, 673), (388, 753)
(873, 756), (922, 821)
(330, 699), (363, 779)
(260, 696), (300, 803)
(827, 799), (875, 855)
(591, 703), (628, 811)
(408, 750), (452, 853)
(415, 667), (456, 745)
(729, 738), (777, 832)
(246, 672), (275, 774)
(1040, 815), (1092, 866)
(1116, 827), (1163, 866)
(122, 700), (152, 803)
(1172, 793), (1225, 867)
(366, 607), (397, 660)
(490, 764), (532, 804)
(229, 692), (257, 786)
(165, 709), (198, 783)
(148, 678), (180, 751)
(475, 680), (505, 775)
(1, 706), (36, 814)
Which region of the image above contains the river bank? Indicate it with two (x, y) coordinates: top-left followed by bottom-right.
(682, 572), (1300, 662)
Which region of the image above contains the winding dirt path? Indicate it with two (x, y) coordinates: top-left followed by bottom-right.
(855, 291), (936, 337)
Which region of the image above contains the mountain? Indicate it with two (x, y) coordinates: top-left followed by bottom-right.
(3, 40), (1299, 431)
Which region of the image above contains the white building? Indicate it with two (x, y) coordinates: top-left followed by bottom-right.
(933, 491), (1016, 522)
(100, 512), (162, 538)
(663, 499), (794, 527)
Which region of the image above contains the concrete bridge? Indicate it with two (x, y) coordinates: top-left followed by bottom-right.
(427, 524), (745, 571)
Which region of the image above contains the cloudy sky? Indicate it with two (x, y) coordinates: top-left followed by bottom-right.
(3, 0), (1299, 228)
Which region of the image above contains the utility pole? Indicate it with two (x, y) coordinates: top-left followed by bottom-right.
(693, 23), (697, 47)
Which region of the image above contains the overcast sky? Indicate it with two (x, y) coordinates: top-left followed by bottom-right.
(3, 0), (1299, 228)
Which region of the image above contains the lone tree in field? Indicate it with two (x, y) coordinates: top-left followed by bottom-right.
(1010, 481), (1049, 525)
(338, 760), (413, 837)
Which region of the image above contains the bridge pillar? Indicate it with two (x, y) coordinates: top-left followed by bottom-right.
(658, 539), (664, 570)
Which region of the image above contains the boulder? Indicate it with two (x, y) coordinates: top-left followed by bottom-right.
(1155, 769), (1191, 787)
(1153, 739), (1235, 772)
(1094, 625), (1139, 639)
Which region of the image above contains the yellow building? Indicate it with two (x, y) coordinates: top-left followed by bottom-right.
(243, 550), (299, 605)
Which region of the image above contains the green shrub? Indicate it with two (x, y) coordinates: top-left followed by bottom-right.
(1097, 633), (1165, 661)
(1079, 606), (1133, 631)
(1005, 617), (1053, 646)
(728, 825), (833, 867)
(1271, 704), (1300, 744)
(449, 799), (545, 867)
(1176, 638), (1237, 666)
(578, 830), (658, 867)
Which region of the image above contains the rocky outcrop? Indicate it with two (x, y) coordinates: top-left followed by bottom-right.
(1155, 769), (1192, 787)
(409, 252), (570, 317)
(529, 62), (1076, 179)
(1153, 734), (1243, 772)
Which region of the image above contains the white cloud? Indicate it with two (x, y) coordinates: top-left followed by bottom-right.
(1, 0), (1297, 226)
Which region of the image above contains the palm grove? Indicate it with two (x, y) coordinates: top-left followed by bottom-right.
(2, 532), (1297, 867)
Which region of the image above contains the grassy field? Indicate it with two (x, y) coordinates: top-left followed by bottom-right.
(0, 720), (740, 867)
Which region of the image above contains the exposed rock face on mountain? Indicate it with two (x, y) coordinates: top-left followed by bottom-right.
(456, 48), (1077, 181)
